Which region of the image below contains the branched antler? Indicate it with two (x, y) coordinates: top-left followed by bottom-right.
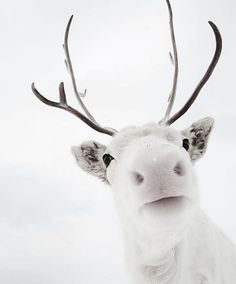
(160, 1), (222, 126)
(32, 16), (117, 137)
(31, 82), (115, 136)
(166, 21), (222, 125)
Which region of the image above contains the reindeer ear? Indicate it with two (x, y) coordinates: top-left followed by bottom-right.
(181, 117), (214, 163)
(71, 141), (107, 182)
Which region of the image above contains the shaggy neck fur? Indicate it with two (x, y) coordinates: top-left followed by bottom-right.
(122, 208), (236, 284)
(138, 249), (177, 284)
(123, 221), (185, 284)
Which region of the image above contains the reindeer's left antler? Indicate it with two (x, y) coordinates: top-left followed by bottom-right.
(161, 0), (222, 126)
(166, 21), (222, 125)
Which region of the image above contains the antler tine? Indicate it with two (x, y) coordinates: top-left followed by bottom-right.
(32, 15), (118, 137)
(163, 0), (179, 122)
(31, 82), (115, 136)
(166, 21), (222, 126)
(63, 15), (97, 124)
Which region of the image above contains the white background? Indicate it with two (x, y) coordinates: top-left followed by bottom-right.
(0, 0), (235, 283)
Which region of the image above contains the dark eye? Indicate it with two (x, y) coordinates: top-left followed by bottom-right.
(102, 153), (114, 168)
(182, 138), (190, 151)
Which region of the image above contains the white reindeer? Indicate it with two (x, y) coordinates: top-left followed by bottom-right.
(32, 1), (236, 283)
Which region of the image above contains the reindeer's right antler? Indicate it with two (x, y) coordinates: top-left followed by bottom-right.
(32, 15), (117, 137)
(31, 82), (115, 136)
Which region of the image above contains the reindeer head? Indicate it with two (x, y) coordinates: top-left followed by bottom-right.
(71, 118), (214, 251)
(32, 0), (222, 255)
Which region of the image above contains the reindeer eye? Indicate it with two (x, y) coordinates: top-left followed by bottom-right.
(182, 138), (190, 151)
(102, 154), (114, 168)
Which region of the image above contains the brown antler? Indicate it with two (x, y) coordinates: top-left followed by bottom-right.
(166, 21), (222, 125)
(32, 16), (117, 137)
(161, 1), (222, 126)
(163, 0), (179, 122)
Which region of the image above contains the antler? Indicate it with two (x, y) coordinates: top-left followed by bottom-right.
(161, 1), (222, 126)
(166, 21), (222, 125)
(32, 3), (222, 133)
(32, 16), (117, 137)
(163, 0), (179, 122)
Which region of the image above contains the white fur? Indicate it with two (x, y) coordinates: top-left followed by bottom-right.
(72, 118), (236, 283)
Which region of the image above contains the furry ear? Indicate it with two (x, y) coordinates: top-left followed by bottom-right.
(71, 141), (107, 182)
(181, 117), (214, 163)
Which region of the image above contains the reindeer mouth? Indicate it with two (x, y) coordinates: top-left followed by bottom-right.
(140, 195), (189, 216)
(144, 195), (186, 208)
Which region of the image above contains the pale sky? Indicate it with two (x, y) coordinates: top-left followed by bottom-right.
(0, 0), (236, 283)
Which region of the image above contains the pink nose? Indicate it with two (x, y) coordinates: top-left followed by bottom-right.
(130, 160), (185, 185)
(128, 144), (187, 187)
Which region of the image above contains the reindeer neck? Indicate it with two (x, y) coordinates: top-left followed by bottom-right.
(140, 249), (177, 283)
(121, 212), (199, 284)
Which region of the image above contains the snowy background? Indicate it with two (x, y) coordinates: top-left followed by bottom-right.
(1, 0), (236, 283)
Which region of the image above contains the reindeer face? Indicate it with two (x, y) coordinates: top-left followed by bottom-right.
(72, 117), (213, 237)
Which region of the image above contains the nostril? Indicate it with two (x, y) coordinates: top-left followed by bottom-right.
(174, 162), (185, 176)
(130, 171), (144, 185)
